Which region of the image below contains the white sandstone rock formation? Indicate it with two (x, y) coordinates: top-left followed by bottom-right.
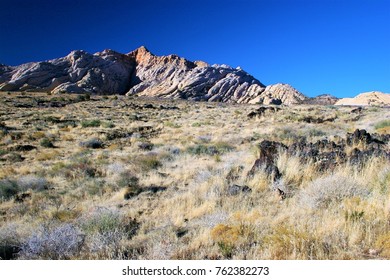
(0, 46), (307, 105)
(335, 91), (390, 106)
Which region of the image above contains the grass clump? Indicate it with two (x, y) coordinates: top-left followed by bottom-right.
(375, 232), (390, 258)
(81, 119), (101, 128)
(299, 174), (369, 209)
(0, 175), (49, 200)
(79, 209), (139, 258)
(40, 138), (55, 148)
(76, 93), (91, 102)
(17, 175), (50, 192)
(20, 223), (84, 260)
(374, 120), (390, 131)
(187, 141), (234, 156)
(0, 179), (19, 200)
(210, 224), (240, 259)
(102, 121), (115, 128)
(133, 153), (162, 171)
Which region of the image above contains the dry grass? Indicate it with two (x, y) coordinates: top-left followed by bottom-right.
(0, 91), (389, 260)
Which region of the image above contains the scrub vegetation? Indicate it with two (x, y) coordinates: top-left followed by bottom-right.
(0, 92), (389, 260)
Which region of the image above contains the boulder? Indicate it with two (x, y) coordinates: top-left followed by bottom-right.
(248, 140), (287, 180)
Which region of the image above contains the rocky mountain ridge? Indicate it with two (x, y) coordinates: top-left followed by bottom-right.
(0, 46), (306, 105)
(1, 46), (389, 106)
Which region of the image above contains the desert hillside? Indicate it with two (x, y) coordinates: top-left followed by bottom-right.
(1, 91), (390, 260)
(335, 91), (390, 106)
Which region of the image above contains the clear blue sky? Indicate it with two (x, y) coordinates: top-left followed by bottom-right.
(0, 0), (389, 97)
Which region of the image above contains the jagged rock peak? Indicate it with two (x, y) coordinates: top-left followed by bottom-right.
(127, 46), (153, 62)
(129, 45), (152, 55)
(66, 49), (90, 60)
(125, 47), (266, 103)
(251, 83), (307, 105)
(128, 46), (196, 69)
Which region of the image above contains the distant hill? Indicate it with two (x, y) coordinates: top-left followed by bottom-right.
(303, 94), (339, 105)
(335, 91), (390, 106)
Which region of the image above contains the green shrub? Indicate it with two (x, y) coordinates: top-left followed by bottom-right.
(80, 209), (139, 258)
(40, 138), (54, 148)
(134, 154), (162, 171)
(6, 153), (24, 163)
(0, 149), (8, 156)
(187, 142), (234, 156)
(374, 120), (390, 130)
(164, 121), (181, 128)
(102, 121), (115, 128)
(81, 119), (101, 128)
(0, 225), (21, 259)
(116, 171), (139, 189)
(76, 93), (90, 102)
(79, 138), (104, 149)
(0, 179), (19, 200)
(81, 209), (122, 235)
(192, 122), (202, 127)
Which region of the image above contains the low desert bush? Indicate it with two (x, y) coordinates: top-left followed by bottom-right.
(20, 223), (84, 259)
(6, 152), (24, 162)
(17, 175), (49, 192)
(76, 93), (91, 102)
(79, 138), (104, 149)
(30, 131), (46, 140)
(0, 225), (21, 260)
(0, 179), (19, 200)
(79, 208), (139, 258)
(102, 121), (115, 128)
(375, 232), (390, 258)
(210, 224), (240, 258)
(116, 171), (139, 189)
(137, 142), (154, 151)
(133, 153), (162, 171)
(186, 142), (234, 156)
(81, 119), (101, 128)
(40, 138), (55, 148)
(374, 120), (390, 130)
(299, 174), (369, 209)
(59, 161), (98, 179)
(263, 224), (319, 259)
(210, 221), (256, 259)
(81, 208), (122, 235)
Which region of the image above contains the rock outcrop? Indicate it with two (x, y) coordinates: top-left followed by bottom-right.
(248, 129), (390, 178)
(126, 46), (267, 103)
(303, 94), (339, 105)
(0, 50), (135, 94)
(0, 46), (308, 105)
(248, 83), (307, 105)
(125, 49), (305, 104)
(335, 92), (390, 106)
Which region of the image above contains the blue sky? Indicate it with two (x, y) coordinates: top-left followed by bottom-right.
(0, 0), (389, 97)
